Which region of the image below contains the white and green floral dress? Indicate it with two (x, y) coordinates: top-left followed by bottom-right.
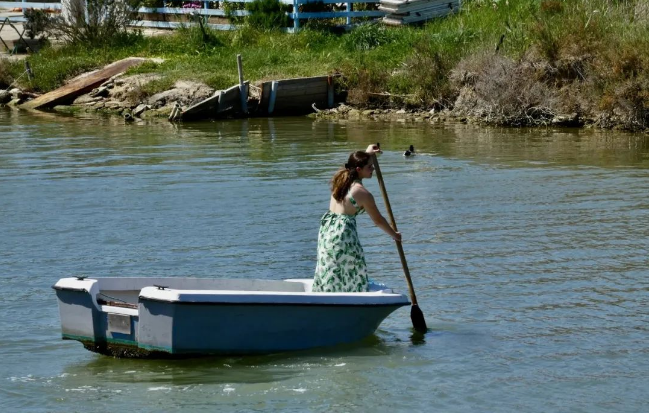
(312, 188), (369, 293)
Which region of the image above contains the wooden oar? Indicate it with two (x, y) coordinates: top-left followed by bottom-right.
(371, 153), (428, 333)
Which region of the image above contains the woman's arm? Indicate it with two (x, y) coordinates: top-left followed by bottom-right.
(353, 188), (401, 242)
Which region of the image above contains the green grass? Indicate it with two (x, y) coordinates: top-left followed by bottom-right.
(1, 0), (647, 129)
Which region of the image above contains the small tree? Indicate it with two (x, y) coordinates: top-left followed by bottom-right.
(51, 0), (143, 45)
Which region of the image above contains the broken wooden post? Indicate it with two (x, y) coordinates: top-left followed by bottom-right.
(237, 54), (248, 114)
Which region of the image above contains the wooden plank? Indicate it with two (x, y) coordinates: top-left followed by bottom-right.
(273, 76), (329, 88)
(181, 93), (221, 120)
(379, 4), (457, 14)
(275, 95), (329, 106)
(216, 84), (241, 113)
(21, 57), (147, 110)
(382, 7), (456, 24)
(276, 87), (328, 98)
(276, 82), (328, 94)
(256, 75), (339, 115)
(274, 97), (329, 112)
(181, 84), (241, 120)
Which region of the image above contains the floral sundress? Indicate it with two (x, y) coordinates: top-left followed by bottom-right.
(312, 188), (368, 293)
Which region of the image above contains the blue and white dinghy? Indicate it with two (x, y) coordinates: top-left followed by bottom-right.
(53, 277), (409, 357)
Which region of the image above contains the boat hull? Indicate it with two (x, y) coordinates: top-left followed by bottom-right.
(53, 277), (409, 357)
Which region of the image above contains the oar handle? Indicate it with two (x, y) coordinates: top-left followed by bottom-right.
(371, 154), (420, 306)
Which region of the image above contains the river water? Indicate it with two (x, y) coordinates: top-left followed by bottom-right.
(0, 109), (647, 412)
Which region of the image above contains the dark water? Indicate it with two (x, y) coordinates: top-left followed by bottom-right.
(0, 109), (647, 412)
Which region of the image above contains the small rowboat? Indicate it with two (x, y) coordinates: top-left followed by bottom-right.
(53, 277), (410, 357)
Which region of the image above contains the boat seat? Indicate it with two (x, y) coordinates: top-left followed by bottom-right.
(98, 304), (138, 317)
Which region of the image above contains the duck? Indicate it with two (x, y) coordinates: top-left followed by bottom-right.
(403, 145), (415, 157)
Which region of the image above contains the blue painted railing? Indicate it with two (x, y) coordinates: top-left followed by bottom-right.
(0, 0), (386, 32)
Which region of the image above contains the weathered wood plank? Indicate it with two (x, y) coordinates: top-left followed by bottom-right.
(276, 87), (329, 98)
(270, 76), (329, 87)
(218, 84), (242, 112)
(276, 81), (328, 93)
(255, 75), (340, 115)
(181, 93), (221, 119)
(21, 57), (147, 110)
(274, 97), (329, 113)
(181, 84), (241, 120)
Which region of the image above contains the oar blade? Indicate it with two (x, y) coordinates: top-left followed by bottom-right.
(410, 304), (428, 333)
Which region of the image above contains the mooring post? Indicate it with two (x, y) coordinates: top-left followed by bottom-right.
(268, 81), (279, 114)
(237, 54), (248, 114)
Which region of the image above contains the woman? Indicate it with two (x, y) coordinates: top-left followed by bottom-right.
(312, 144), (402, 293)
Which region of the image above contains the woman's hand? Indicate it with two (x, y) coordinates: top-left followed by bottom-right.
(365, 144), (382, 154)
(393, 231), (402, 242)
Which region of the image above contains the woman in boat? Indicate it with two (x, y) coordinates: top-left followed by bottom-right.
(312, 145), (401, 293)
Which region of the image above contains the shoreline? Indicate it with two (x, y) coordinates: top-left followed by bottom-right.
(1, 75), (643, 132)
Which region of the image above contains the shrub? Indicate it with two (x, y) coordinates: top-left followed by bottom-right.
(47, 0), (144, 46)
(23, 9), (52, 39)
(244, 0), (291, 31)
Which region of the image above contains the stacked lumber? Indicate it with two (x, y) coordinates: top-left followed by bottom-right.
(380, 0), (461, 26)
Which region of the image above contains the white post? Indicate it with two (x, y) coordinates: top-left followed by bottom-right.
(346, 2), (351, 26)
(237, 54), (248, 114)
(268, 81), (278, 114)
(293, 0), (299, 31)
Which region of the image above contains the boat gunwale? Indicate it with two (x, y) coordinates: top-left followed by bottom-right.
(138, 295), (409, 307)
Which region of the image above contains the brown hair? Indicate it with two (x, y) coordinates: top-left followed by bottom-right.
(331, 151), (371, 202)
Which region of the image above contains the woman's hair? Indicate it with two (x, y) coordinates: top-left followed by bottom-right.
(331, 151), (371, 202)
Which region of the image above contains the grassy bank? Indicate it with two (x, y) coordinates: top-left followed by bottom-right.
(1, 0), (647, 130)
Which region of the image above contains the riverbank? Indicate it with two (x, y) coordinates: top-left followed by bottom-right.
(1, 0), (647, 131)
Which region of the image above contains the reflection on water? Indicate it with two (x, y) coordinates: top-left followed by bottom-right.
(0, 109), (647, 413)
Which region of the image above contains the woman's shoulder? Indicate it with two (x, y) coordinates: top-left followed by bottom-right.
(349, 183), (371, 199)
